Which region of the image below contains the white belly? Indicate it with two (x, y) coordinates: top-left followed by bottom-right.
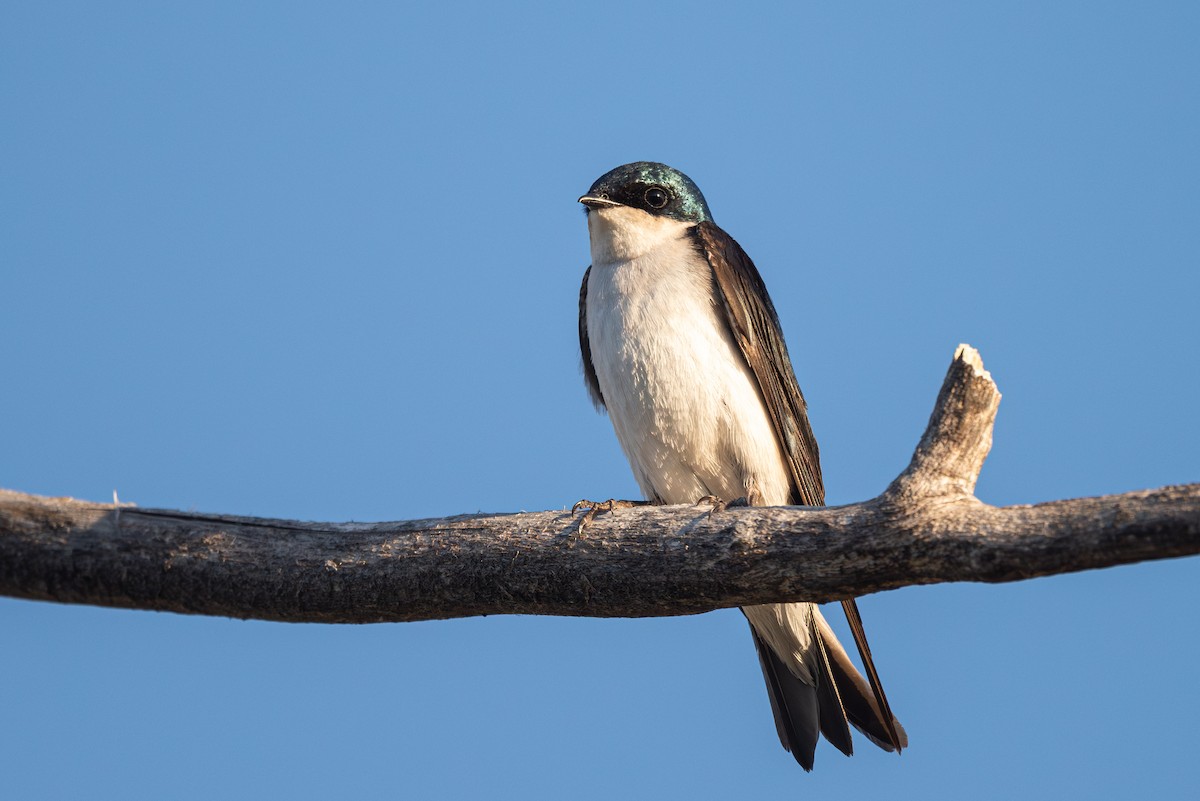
(584, 207), (821, 691)
(585, 235), (792, 507)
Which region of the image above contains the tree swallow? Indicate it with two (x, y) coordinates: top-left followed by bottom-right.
(577, 161), (906, 770)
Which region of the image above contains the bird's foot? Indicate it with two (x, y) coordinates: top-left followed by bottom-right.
(695, 495), (750, 515)
(571, 498), (650, 533)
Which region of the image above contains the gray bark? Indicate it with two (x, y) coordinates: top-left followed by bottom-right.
(1, 345), (1196, 623)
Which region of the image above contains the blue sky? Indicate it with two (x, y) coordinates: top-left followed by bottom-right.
(2, 2), (1198, 798)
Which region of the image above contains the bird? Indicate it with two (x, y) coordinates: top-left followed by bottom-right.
(576, 161), (906, 770)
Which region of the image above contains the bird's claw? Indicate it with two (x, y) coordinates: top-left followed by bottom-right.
(571, 498), (649, 533)
(695, 495), (750, 515)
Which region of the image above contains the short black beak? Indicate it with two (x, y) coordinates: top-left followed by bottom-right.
(578, 194), (623, 209)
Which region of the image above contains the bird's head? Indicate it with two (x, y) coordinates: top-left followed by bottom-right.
(579, 162), (713, 224)
(579, 162), (713, 263)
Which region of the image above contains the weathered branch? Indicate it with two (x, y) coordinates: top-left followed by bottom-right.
(1, 345), (1197, 623)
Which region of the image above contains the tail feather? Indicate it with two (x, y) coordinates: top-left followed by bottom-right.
(812, 620), (854, 757)
(817, 609), (908, 751)
(749, 626), (821, 770)
(747, 603), (906, 770)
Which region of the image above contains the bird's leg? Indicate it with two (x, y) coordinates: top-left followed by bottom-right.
(571, 498), (650, 514)
(694, 495), (751, 514)
(571, 498), (651, 533)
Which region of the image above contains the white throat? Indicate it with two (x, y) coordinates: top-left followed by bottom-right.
(586, 206), (694, 265)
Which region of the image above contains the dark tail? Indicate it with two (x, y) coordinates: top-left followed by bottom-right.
(748, 605), (906, 770)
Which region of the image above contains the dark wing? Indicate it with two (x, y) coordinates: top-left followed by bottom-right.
(579, 266), (605, 410)
(836, 598), (906, 751)
(695, 221), (906, 753)
(692, 221), (823, 506)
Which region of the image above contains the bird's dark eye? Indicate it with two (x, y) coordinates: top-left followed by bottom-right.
(644, 186), (669, 209)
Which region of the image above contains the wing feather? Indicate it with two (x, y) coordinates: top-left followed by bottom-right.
(578, 266), (605, 409)
(692, 222), (822, 506)
(694, 221), (905, 753)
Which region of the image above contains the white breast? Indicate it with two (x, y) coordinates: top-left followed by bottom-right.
(584, 207), (792, 506)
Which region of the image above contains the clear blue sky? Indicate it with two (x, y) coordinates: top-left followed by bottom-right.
(3, 3), (1198, 798)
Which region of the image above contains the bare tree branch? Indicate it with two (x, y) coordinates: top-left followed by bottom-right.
(1, 345), (1197, 623)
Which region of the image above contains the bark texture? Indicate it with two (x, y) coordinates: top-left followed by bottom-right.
(1, 345), (1197, 623)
